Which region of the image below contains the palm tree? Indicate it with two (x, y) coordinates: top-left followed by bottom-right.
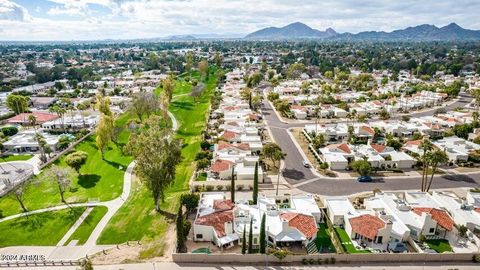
(28, 114), (37, 132)
(350, 109), (357, 125)
(425, 149), (449, 192)
(419, 138), (433, 192)
(50, 105), (67, 134)
(76, 102), (89, 129)
(35, 133), (48, 163)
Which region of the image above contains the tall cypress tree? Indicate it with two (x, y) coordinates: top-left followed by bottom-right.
(176, 205), (185, 252)
(230, 166), (235, 203)
(259, 213), (266, 254)
(248, 218), (253, 254)
(253, 162), (258, 204)
(241, 225), (246, 254)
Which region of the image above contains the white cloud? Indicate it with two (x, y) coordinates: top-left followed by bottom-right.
(0, 0), (31, 21)
(0, 0), (479, 40)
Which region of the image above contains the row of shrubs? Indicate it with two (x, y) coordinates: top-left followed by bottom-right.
(301, 130), (339, 178)
(301, 257), (336, 265)
(193, 184), (253, 192)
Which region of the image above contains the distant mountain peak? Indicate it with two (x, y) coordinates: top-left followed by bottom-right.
(245, 22), (337, 39)
(245, 22), (480, 41)
(442, 22), (462, 29)
(325, 27), (337, 34)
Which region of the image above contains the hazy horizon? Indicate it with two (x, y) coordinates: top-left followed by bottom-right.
(0, 0), (479, 41)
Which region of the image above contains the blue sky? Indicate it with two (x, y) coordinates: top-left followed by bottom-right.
(0, 0), (479, 41)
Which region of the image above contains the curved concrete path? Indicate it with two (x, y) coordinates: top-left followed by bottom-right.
(0, 161), (135, 246)
(0, 103), (181, 260)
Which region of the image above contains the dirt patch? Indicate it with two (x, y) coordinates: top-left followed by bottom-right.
(91, 243), (144, 265)
(291, 128), (320, 167)
(91, 224), (176, 264)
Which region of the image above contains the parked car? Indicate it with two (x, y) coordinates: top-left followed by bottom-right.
(357, 175), (372, 182)
(302, 160), (310, 168)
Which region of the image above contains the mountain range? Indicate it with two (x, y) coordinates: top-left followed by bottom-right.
(245, 22), (480, 41)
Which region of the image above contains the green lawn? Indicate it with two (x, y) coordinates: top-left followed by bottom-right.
(315, 224), (335, 253)
(196, 172), (207, 181)
(0, 207), (86, 247)
(334, 227), (371, 254)
(0, 115), (134, 217)
(425, 239), (453, 253)
(0, 154), (33, 163)
(66, 206), (108, 245)
(98, 68), (221, 258)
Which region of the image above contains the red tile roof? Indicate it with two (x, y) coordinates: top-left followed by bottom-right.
(217, 141), (250, 151)
(474, 208), (480, 214)
(280, 213), (317, 239)
(327, 143), (351, 154)
(412, 208), (455, 231)
(360, 125), (375, 135)
(291, 105), (306, 111)
(7, 112), (59, 124)
(236, 143), (251, 151)
(217, 141), (232, 151)
(248, 114), (259, 121)
(226, 121), (239, 126)
(424, 122), (441, 130)
(221, 130), (239, 140)
(349, 214), (386, 240)
(213, 199), (234, 211)
(195, 210), (233, 237)
(404, 140), (422, 146)
(371, 144), (386, 153)
(223, 106), (238, 111)
(210, 159), (234, 173)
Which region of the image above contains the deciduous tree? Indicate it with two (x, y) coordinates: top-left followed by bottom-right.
(262, 142), (286, 195)
(6, 94), (29, 115)
(96, 114), (113, 160)
(4, 178), (29, 212)
(351, 159), (372, 177)
(65, 151), (88, 175)
(43, 165), (76, 204)
(125, 115), (182, 212)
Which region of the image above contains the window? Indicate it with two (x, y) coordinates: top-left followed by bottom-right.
(377, 236), (383, 244)
(429, 228), (435, 233)
(253, 238), (257, 245)
(196, 234), (203, 239)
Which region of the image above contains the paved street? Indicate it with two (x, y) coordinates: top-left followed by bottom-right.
(261, 94), (480, 196)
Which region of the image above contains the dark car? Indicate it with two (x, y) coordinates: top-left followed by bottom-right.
(357, 175), (373, 182)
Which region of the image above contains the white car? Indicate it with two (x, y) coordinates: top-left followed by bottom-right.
(302, 160), (310, 168)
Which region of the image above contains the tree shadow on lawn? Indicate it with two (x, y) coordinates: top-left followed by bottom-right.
(78, 174), (101, 189)
(16, 207), (83, 231)
(171, 101), (194, 111)
(177, 129), (198, 137)
(104, 159), (127, 171)
(158, 208), (176, 221)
